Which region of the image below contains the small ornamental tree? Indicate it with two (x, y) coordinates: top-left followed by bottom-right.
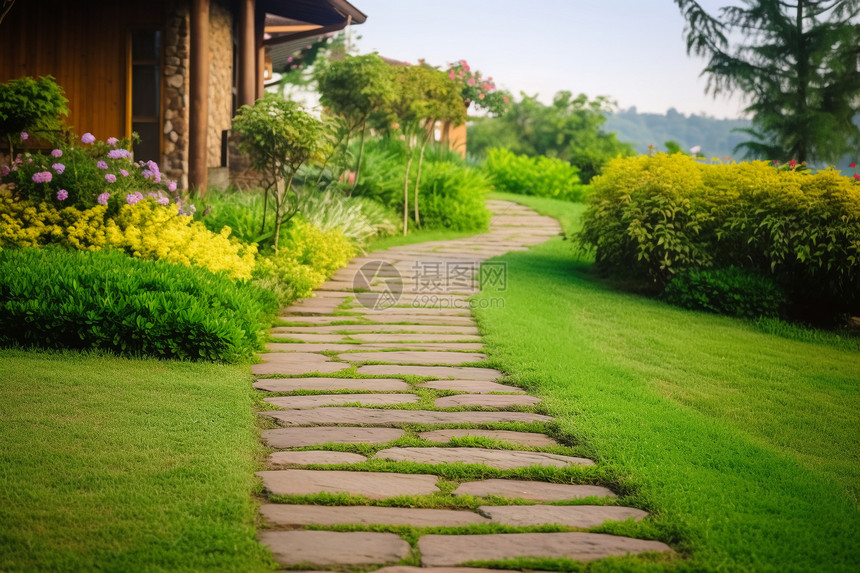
(232, 94), (324, 251)
(317, 54), (395, 189)
(0, 76), (69, 157)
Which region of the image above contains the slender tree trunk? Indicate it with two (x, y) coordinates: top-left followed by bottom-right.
(273, 172), (295, 252)
(260, 180), (270, 236)
(353, 120), (368, 193)
(403, 150), (413, 236)
(414, 137), (429, 226)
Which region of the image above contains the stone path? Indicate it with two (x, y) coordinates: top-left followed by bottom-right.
(252, 200), (672, 570)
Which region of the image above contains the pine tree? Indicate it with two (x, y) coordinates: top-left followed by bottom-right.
(675, 0), (860, 164)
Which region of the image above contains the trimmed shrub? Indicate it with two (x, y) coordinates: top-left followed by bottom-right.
(663, 266), (786, 318)
(483, 147), (587, 201)
(578, 154), (860, 314)
(253, 219), (355, 305)
(0, 247), (277, 362)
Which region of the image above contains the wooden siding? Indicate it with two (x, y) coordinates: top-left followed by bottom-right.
(0, 1), (167, 142)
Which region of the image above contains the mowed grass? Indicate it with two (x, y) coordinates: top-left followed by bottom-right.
(0, 349), (274, 572)
(474, 194), (860, 571)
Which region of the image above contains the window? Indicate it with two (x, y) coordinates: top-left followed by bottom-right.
(130, 30), (162, 162)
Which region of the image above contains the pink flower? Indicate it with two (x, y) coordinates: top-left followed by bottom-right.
(56, 189), (68, 201)
(772, 159), (779, 164)
(478, 93), (485, 100)
(97, 192), (110, 205)
(449, 71), (455, 80)
(1, 166), (9, 176)
(81, 133), (96, 144)
(120, 169), (129, 177)
(32, 171), (52, 183)
(51, 149), (63, 158)
(467, 78), (476, 86)
(97, 160), (108, 169)
(850, 162), (856, 168)
(126, 192), (143, 205)
(156, 196), (169, 206)
(167, 181), (177, 192)
(503, 96), (509, 103)
(107, 137), (119, 146)
(788, 159), (797, 167)
(105, 173), (116, 183)
(20, 132), (29, 140)
(855, 174), (860, 179)
(52, 163), (65, 174)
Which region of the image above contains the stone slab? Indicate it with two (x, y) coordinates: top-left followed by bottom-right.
(349, 333), (482, 343)
(435, 394), (541, 408)
(261, 407), (553, 427)
(360, 307), (472, 316)
(375, 568), (553, 573)
(266, 342), (484, 352)
(357, 365), (503, 381)
(259, 530), (409, 566)
(262, 427), (405, 448)
(374, 447), (594, 469)
(261, 504), (488, 527)
(253, 353), (349, 375)
(268, 450), (367, 467)
(358, 315), (477, 326)
(478, 505), (649, 527)
(254, 378), (409, 392)
(256, 469), (440, 499)
(418, 532), (672, 566)
(270, 333), (349, 343)
(454, 479), (615, 501)
(419, 429), (559, 448)
(274, 324), (480, 334)
(341, 351), (487, 365)
(418, 380), (526, 394)
(265, 394), (419, 408)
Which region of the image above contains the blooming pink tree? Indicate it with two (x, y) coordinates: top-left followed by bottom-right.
(445, 60), (510, 115)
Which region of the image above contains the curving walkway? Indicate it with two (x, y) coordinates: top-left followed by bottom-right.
(251, 200), (672, 570)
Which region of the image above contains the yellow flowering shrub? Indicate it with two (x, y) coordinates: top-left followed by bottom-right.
(253, 219), (355, 305)
(580, 154), (860, 313)
(103, 201), (257, 279)
(0, 192), (256, 279)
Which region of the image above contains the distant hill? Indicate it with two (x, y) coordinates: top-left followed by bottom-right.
(604, 107), (750, 160)
(604, 107), (858, 171)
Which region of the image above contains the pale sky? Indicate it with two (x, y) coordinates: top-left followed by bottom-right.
(352, 0), (747, 119)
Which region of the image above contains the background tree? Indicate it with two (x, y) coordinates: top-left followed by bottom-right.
(674, 0), (860, 164)
(316, 54), (395, 189)
(232, 94), (324, 251)
(468, 91), (633, 182)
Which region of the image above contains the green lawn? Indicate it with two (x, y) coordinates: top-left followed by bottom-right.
(474, 193), (860, 571)
(0, 349), (273, 572)
(366, 228), (479, 252)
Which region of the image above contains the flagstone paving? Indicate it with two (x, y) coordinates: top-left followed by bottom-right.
(418, 429), (560, 447)
(373, 447), (594, 469)
(434, 394), (542, 408)
(250, 200), (673, 569)
(268, 450), (367, 467)
(261, 407), (553, 427)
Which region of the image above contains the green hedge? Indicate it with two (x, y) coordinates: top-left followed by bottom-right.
(663, 266), (786, 319)
(578, 154), (860, 316)
(483, 147), (587, 201)
(0, 247), (278, 362)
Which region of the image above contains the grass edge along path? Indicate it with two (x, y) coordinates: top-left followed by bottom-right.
(473, 193), (860, 571)
(0, 349), (275, 572)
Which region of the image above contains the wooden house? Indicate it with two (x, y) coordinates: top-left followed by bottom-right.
(0, 0), (366, 191)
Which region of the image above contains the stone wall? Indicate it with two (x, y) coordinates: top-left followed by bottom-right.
(163, 3), (190, 189)
(208, 0), (233, 169)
